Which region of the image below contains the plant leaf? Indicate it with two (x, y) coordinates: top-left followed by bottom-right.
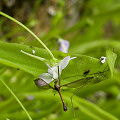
(106, 50), (117, 77)
(59, 54), (110, 87)
(0, 41), (117, 87)
(0, 41), (49, 77)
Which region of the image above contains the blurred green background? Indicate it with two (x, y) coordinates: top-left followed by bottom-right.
(0, 0), (120, 120)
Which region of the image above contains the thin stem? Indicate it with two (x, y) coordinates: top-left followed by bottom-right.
(20, 50), (45, 61)
(0, 79), (32, 120)
(54, 80), (67, 111)
(70, 96), (75, 118)
(58, 66), (61, 86)
(58, 89), (67, 111)
(0, 11), (55, 60)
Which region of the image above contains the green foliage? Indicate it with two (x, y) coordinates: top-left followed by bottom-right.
(0, 0), (120, 120)
(0, 41), (48, 77)
(106, 50), (117, 77)
(0, 41), (116, 89)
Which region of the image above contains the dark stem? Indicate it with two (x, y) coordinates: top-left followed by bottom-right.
(54, 80), (67, 111)
(58, 88), (67, 111)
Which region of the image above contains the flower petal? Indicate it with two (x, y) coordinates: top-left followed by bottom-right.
(48, 66), (58, 79)
(46, 64), (53, 75)
(58, 38), (69, 53)
(47, 57), (71, 80)
(59, 56), (71, 74)
(42, 56), (76, 82)
(38, 73), (53, 84)
(59, 56), (76, 74)
(70, 57), (77, 60)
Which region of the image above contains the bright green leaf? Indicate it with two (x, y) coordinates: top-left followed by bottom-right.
(0, 41), (49, 77)
(0, 41), (116, 89)
(106, 50), (117, 77)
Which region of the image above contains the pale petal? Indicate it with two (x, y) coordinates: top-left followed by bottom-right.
(38, 73), (53, 83)
(44, 56), (76, 81)
(52, 66), (58, 79)
(58, 38), (69, 53)
(48, 66), (58, 79)
(45, 64), (52, 77)
(70, 57), (77, 60)
(59, 56), (71, 74)
(48, 68), (53, 75)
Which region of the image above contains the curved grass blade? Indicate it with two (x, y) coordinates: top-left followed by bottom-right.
(0, 79), (32, 120)
(0, 11), (55, 60)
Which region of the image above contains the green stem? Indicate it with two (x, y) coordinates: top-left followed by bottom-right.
(20, 50), (45, 61)
(0, 11), (55, 60)
(0, 79), (32, 120)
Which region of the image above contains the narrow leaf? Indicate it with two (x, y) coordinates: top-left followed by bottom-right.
(106, 50), (117, 77)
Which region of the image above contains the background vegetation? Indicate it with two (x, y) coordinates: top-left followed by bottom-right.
(0, 0), (120, 120)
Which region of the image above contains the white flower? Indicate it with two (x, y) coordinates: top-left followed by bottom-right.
(58, 38), (69, 53)
(100, 56), (107, 63)
(36, 56), (76, 86)
(20, 50), (76, 87)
